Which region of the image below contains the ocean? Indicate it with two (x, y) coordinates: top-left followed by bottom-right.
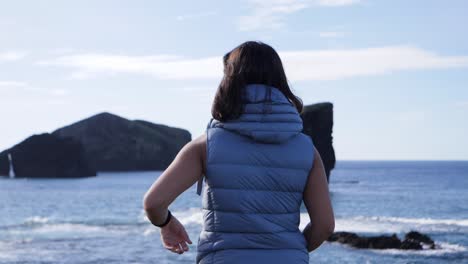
(0, 161), (467, 264)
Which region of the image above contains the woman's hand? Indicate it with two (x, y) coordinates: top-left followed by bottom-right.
(142, 137), (205, 253)
(160, 216), (192, 254)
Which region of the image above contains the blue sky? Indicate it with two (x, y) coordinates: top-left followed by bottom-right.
(1, 0), (467, 160)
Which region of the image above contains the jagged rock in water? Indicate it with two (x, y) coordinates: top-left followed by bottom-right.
(405, 231), (434, 245)
(0, 134), (96, 178)
(366, 234), (401, 249)
(327, 231), (437, 250)
(52, 112), (192, 171)
(404, 231), (435, 249)
(300, 102), (336, 181)
(400, 239), (423, 250)
(327, 232), (400, 249)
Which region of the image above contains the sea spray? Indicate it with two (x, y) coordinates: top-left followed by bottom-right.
(7, 153), (15, 179)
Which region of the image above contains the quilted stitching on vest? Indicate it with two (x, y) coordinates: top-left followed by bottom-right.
(196, 84), (314, 264)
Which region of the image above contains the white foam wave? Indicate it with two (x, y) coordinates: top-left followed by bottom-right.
(140, 209), (467, 241)
(24, 216), (50, 225)
(176, 208), (204, 226)
(299, 213), (468, 233)
(140, 208), (203, 226)
(161, 209), (467, 234)
(363, 216), (468, 227)
(141, 208), (203, 236)
(143, 227), (158, 236)
(11, 223), (106, 235)
(5, 219), (129, 240)
(370, 242), (467, 256)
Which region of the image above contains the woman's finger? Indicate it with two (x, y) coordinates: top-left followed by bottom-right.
(179, 241), (189, 251)
(169, 245), (180, 254)
(176, 244), (183, 254)
(163, 242), (180, 254)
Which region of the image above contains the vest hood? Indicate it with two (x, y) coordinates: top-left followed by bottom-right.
(208, 84), (303, 144)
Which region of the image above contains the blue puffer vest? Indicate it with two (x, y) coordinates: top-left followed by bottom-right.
(196, 84), (315, 264)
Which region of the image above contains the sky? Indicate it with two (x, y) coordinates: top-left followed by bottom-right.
(0, 0), (467, 160)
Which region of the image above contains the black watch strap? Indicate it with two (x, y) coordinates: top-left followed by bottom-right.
(155, 210), (172, 228)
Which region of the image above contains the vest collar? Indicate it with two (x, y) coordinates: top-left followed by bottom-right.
(208, 84), (303, 144)
(242, 83), (291, 104)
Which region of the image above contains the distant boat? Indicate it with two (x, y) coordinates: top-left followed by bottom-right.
(8, 153), (15, 178)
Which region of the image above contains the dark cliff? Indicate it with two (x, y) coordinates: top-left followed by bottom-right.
(52, 112), (192, 171)
(300, 102), (336, 182)
(0, 133), (96, 178)
(0, 108), (330, 178)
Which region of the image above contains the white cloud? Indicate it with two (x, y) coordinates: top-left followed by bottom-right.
(238, 0), (360, 31)
(282, 45), (468, 81)
(238, 0), (308, 31)
(38, 54), (223, 80)
(0, 51), (27, 62)
(0, 81), (28, 87)
(317, 0), (360, 6)
(38, 45), (468, 81)
(0, 81), (68, 96)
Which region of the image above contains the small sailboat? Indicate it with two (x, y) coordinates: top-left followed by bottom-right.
(8, 153), (15, 178)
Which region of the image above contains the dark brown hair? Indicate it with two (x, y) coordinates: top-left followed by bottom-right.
(211, 41), (303, 121)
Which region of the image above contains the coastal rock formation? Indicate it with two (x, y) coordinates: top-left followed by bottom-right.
(327, 231), (436, 250)
(0, 107), (331, 177)
(0, 134), (96, 178)
(300, 102), (335, 181)
(52, 112), (192, 171)
(402, 231), (435, 249)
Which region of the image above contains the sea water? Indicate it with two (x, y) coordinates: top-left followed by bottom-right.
(0, 161), (467, 263)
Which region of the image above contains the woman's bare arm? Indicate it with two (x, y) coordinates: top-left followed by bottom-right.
(143, 134), (206, 226)
(302, 147), (335, 252)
